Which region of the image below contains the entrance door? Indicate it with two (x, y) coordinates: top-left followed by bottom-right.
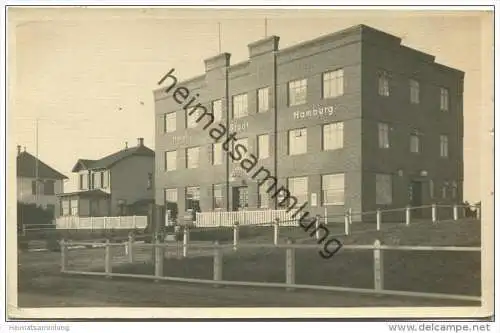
(410, 181), (423, 217)
(232, 186), (249, 211)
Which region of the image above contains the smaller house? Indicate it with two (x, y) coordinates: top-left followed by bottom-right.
(16, 145), (68, 218)
(58, 138), (155, 217)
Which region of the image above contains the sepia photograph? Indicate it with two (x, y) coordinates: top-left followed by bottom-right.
(4, 4), (495, 321)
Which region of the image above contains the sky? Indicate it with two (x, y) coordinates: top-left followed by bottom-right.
(9, 8), (493, 201)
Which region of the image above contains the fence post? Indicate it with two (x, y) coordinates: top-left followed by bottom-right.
(344, 211), (350, 235)
(315, 215), (321, 241)
(105, 239), (112, 278)
(405, 205), (411, 226)
(476, 204), (481, 220)
(285, 238), (295, 291)
(376, 209), (381, 231)
(183, 226), (189, 257)
(324, 206), (328, 226)
(154, 239), (164, 281)
(233, 221), (239, 251)
(127, 233), (134, 263)
(213, 240), (222, 287)
(60, 239), (67, 273)
(348, 208), (353, 224)
(373, 239), (384, 291)
(274, 218), (280, 246)
(432, 204), (437, 223)
(453, 204), (458, 221)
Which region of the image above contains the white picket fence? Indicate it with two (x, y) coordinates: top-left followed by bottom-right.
(55, 215), (148, 230)
(195, 209), (298, 228)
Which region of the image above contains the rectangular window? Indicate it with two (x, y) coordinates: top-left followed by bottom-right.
(376, 174), (392, 205)
(257, 87), (269, 113)
(440, 135), (449, 158)
(322, 174), (345, 205)
(79, 174), (84, 190)
(100, 172), (105, 189)
(164, 112), (176, 133)
(288, 176), (308, 205)
(103, 171), (109, 188)
(410, 134), (420, 153)
(440, 87), (449, 111)
(62, 200), (70, 216)
(213, 184), (224, 210)
(164, 188), (178, 221)
(186, 107), (199, 128)
(323, 122), (344, 151)
(31, 180), (36, 195)
(323, 69), (344, 99)
(43, 180), (55, 195)
(289, 128), (307, 155)
(378, 72), (389, 96)
(257, 134), (269, 159)
(232, 93), (248, 119)
(165, 150), (177, 171)
(212, 100), (222, 122)
(410, 79), (420, 104)
(70, 199), (79, 216)
(93, 173), (100, 189)
(258, 182), (270, 209)
(185, 186), (200, 212)
(378, 71), (390, 96)
(232, 137), (249, 160)
(288, 78), (307, 106)
(212, 142), (223, 165)
(378, 123), (390, 148)
(186, 147), (200, 169)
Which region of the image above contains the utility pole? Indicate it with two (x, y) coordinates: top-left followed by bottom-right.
(35, 118), (39, 201)
(264, 18), (268, 38)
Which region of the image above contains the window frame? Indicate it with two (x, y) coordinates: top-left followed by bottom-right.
(288, 78), (307, 106)
(322, 69), (344, 99)
(321, 173), (345, 206)
(257, 87), (270, 113)
(322, 122), (344, 151)
(288, 128), (308, 156)
(186, 146), (200, 169)
(232, 93), (249, 119)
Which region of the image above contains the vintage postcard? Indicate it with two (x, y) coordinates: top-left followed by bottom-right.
(4, 6), (495, 321)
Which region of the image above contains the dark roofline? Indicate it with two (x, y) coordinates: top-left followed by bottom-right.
(71, 143), (154, 173)
(153, 23), (463, 94)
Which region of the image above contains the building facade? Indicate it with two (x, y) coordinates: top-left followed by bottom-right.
(153, 24), (464, 221)
(58, 138), (155, 217)
(16, 145), (68, 218)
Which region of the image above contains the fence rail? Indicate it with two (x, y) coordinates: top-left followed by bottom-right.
(193, 204), (480, 229)
(55, 215), (147, 230)
(195, 209), (298, 228)
(60, 239), (481, 303)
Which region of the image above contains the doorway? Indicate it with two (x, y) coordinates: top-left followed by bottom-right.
(232, 186), (249, 211)
(410, 181), (423, 217)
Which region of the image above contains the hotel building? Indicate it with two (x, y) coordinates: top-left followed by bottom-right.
(153, 24), (464, 221)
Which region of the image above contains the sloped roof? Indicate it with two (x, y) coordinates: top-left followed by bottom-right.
(17, 151), (68, 180)
(56, 189), (110, 197)
(71, 144), (154, 172)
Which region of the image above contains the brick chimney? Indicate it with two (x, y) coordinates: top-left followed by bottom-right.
(17, 145), (21, 155)
(137, 138), (144, 147)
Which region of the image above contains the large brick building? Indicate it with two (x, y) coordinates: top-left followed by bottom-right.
(153, 24), (464, 221)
